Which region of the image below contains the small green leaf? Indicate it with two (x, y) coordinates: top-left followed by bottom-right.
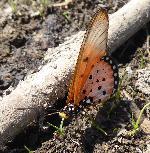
(24, 145), (33, 153)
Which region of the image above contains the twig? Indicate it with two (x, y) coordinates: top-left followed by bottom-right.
(122, 90), (132, 101)
(51, 0), (73, 8)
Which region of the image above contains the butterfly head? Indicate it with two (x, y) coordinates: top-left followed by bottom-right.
(60, 96), (95, 119)
(59, 103), (82, 119)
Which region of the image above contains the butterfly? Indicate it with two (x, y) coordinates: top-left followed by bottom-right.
(61, 8), (119, 118)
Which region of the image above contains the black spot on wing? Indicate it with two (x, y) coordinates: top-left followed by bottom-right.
(83, 90), (86, 94)
(89, 75), (92, 79)
(89, 96), (93, 103)
(83, 57), (88, 62)
(102, 78), (105, 81)
(96, 79), (99, 82)
(98, 86), (101, 90)
(103, 91), (106, 95)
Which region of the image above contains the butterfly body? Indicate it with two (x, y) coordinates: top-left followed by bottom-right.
(62, 8), (119, 117)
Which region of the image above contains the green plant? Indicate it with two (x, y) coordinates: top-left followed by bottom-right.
(62, 11), (70, 22)
(24, 145), (33, 153)
(40, 0), (48, 8)
(113, 72), (126, 101)
(92, 120), (107, 135)
(130, 102), (150, 136)
(107, 73), (126, 117)
(39, 0), (49, 16)
(113, 127), (119, 133)
(139, 56), (146, 69)
(22, 0), (32, 5)
(8, 0), (17, 14)
(47, 117), (65, 136)
(107, 101), (117, 119)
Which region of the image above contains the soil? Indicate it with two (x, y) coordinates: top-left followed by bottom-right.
(0, 0), (150, 153)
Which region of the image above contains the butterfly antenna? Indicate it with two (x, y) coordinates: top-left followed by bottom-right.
(47, 111), (60, 116)
(47, 111), (69, 120)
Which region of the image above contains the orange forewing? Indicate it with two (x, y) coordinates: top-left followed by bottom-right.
(67, 9), (109, 106)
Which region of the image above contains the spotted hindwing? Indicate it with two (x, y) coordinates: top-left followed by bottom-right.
(80, 55), (119, 107)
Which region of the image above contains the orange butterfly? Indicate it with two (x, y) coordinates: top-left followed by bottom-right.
(61, 8), (119, 118)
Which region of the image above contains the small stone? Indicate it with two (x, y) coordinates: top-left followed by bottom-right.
(140, 119), (150, 134)
(135, 66), (150, 95)
(126, 66), (133, 76)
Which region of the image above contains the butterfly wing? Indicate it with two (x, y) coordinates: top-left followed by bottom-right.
(67, 9), (109, 106)
(80, 56), (118, 105)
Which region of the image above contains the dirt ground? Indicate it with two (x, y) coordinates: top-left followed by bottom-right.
(0, 0), (150, 153)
